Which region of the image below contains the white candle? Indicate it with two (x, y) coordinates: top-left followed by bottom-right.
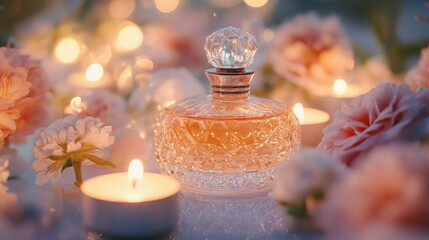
(293, 103), (330, 147)
(314, 79), (366, 115)
(81, 159), (180, 238)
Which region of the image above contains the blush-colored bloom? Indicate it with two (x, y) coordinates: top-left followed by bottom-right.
(0, 100), (20, 148)
(0, 47), (50, 143)
(273, 148), (345, 220)
(268, 13), (353, 93)
(66, 89), (128, 131)
(273, 148), (344, 204)
(321, 144), (429, 234)
(0, 158), (17, 214)
(33, 115), (115, 185)
(318, 82), (428, 166)
(405, 45), (429, 90)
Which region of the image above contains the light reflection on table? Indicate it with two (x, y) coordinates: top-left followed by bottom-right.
(4, 177), (321, 240)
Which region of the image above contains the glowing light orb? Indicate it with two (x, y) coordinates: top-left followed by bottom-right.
(85, 63), (104, 82)
(55, 38), (80, 64)
(244, 0), (269, 8)
(109, 0), (135, 19)
(333, 79), (348, 96)
(155, 0), (179, 13)
(115, 23), (143, 52)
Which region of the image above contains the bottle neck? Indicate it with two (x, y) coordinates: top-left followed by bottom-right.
(206, 68), (254, 101)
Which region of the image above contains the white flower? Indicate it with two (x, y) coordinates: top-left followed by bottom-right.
(33, 115), (115, 185)
(273, 148), (345, 205)
(0, 158), (17, 214)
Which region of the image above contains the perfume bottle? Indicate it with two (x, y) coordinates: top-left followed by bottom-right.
(154, 27), (300, 195)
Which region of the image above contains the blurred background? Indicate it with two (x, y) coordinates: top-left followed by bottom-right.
(1, 0), (429, 167)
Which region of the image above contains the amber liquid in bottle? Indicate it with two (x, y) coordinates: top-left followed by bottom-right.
(160, 110), (296, 173)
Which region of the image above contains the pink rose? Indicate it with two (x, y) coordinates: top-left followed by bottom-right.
(321, 144), (429, 235)
(405, 45), (429, 90)
(268, 13), (353, 93)
(318, 82), (429, 166)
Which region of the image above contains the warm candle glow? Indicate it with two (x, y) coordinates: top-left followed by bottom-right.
(244, 0), (269, 8)
(128, 159), (144, 191)
(333, 79), (347, 96)
(155, 0), (179, 13)
(70, 96), (86, 113)
(85, 63), (104, 82)
(293, 103), (304, 124)
(54, 38), (80, 64)
(135, 56), (154, 71)
(115, 23), (143, 52)
(109, 0), (135, 19)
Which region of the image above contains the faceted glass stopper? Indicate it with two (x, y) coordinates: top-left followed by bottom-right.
(204, 27), (257, 69)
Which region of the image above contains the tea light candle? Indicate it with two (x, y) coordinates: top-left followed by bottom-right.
(81, 159), (180, 238)
(293, 103), (330, 147)
(315, 79), (366, 115)
(68, 63), (113, 89)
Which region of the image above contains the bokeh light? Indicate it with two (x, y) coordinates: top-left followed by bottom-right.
(155, 0), (180, 13)
(85, 63), (104, 82)
(333, 79), (348, 96)
(109, 0), (135, 19)
(115, 23), (144, 53)
(69, 96), (86, 113)
(54, 37), (80, 64)
(135, 56), (154, 71)
(244, 0), (268, 8)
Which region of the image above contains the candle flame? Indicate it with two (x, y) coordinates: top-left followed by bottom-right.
(333, 79), (348, 96)
(85, 63), (104, 82)
(128, 159), (144, 191)
(293, 103), (304, 124)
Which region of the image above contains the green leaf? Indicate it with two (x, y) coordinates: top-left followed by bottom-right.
(83, 154), (116, 169)
(61, 159), (73, 173)
(286, 202), (310, 220)
(312, 190), (325, 201)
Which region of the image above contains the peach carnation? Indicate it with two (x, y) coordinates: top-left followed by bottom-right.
(318, 82), (429, 166)
(0, 47), (50, 144)
(268, 13), (353, 93)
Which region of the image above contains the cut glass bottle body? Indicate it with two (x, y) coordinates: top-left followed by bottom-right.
(154, 27), (300, 194)
(154, 79), (300, 194)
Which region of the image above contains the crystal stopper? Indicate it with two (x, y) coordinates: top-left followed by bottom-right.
(204, 27), (257, 69)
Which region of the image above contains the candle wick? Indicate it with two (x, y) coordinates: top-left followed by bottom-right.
(131, 179), (138, 191)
